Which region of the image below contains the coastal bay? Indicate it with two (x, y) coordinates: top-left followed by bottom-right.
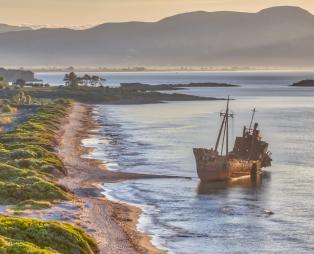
(78, 71), (314, 253)
(2, 2), (314, 253)
(1, 71), (314, 253)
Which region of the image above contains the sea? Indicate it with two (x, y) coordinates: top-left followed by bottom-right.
(37, 71), (314, 254)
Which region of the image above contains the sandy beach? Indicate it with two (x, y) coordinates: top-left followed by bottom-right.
(56, 102), (165, 254)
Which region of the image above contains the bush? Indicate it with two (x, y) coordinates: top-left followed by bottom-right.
(0, 101), (72, 205)
(9, 149), (37, 159)
(0, 100), (98, 254)
(0, 116), (13, 126)
(14, 200), (52, 211)
(1, 105), (16, 113)
(0, 164), (69, 204)
(0, 216), (98, 254)
(10, 158), (40, 169)
(0, 236), (59, 254)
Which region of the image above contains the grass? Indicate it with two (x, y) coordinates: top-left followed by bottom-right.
(0, 99), (99, 254)
(0, 101), (16, 128)
(0, 100), (71, 206)
(0, 235), (60, 253)
(13, 200), (53, 211)
(1, 105), (17, 114)
(0, 116), (13, 126)
(0, 216), (98, 254)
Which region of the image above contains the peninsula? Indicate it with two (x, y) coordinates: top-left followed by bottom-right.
(120, 82), (238, 91)
(291, 80), (314, 87)
(0, 86), (224, 104)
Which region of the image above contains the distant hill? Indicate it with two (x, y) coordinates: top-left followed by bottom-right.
(0, 24), (31, 34)
(0, 6), (314, 67)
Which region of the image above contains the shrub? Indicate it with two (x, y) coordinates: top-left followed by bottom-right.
(0, 116), (13, 126)
(0, 235), (60, 253)
(14, 200), (52, 211)
(0, 100), (98, 254)
(9, 149), (37, 159)
(0, 163), (36, 181)
(0, 101), (72, 205)
(10, 158), (40, 169)
(0, 216), (98, 254)
(1, 105), (17, 113)
(0, 175), (68, 204)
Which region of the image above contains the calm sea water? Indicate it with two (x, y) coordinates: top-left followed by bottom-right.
(40, 71), (314, 253)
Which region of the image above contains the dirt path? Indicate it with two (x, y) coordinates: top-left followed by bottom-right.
(57, 102), (164, 254)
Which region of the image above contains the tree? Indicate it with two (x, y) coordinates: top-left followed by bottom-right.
(15, 79), (26, 88)
(79, 74), (91, 86)
(65, 73), (106, 87)
(99, 78), (106, 87)
(64, 72), (79, 88)
(90, 76), (106, 87)
(90, 76), (99, 87)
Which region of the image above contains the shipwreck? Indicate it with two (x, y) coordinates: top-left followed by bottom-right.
(193, 98), (272, 182)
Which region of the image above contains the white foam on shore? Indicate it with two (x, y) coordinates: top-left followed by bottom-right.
(101, 184), (170, 253)
(0, 205), (11, 213)
(81, 106), (170, 253)
(81, 126), (120, 170)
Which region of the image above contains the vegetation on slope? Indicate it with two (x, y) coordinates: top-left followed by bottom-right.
(0, 216), (98, 254)
(0, 99), (99, 254)
(0, 235), (59, 254)
(0, 100), (71, 206)
(0, 91), (36, 131)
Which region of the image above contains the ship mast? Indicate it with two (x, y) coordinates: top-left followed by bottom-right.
(214, 97), (233, 157)
(248, 108), (258, 160)
(249, 108), (256, 130)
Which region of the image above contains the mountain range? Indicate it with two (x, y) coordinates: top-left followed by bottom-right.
(0, 24), (31, 34)
(0, 6), (314, 67)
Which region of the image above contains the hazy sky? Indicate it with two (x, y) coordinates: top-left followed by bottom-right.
(1, 0), (314, 27)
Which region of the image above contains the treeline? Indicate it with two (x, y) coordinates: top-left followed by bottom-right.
(0, 76), (50, 89)
(64, 72), (106, 88)
(14, 79), (50, 88)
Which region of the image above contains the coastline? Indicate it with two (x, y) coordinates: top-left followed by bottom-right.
(57, 102), (165, 254)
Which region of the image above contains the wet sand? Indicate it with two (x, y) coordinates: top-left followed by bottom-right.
(56, 102), (165, 254)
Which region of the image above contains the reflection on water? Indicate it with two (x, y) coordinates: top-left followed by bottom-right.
(197, 173), (269, 195)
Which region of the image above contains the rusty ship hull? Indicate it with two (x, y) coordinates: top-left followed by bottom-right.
(193, 148), (262, 182)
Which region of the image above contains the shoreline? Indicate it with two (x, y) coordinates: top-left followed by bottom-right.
(57, 102), (166, 254)
(32, 68), (314, 73)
